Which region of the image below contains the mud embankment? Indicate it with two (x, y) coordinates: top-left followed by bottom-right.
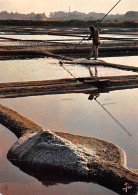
(0, 42), (137, 60)
(0, 19), (138, 28)
(0, 75), (137, 98)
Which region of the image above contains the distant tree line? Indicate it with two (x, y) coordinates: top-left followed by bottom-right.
(49, 11), (138, 20)
(0, 11), (137, 20)
(0, 11), (47, 20)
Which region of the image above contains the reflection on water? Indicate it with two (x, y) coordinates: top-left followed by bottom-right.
(0, 88), (137, 194)
(0, 56), (137, 83)
(0, 126), (117, 195)
(1, 88), (138, 169)
(0, 56), (138, 195)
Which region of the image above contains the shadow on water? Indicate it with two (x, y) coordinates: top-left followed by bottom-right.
(88, 92), (132, 137)
(7, 155), (137, 195)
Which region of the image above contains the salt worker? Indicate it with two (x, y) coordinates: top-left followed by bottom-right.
(88, 25), (101, 60)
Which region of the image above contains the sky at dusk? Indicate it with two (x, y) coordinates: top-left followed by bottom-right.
(0, 0), (137, 16)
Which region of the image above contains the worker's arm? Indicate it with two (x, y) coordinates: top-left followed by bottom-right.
(96, 25), (101, 32)
(88, 32), (93, 40)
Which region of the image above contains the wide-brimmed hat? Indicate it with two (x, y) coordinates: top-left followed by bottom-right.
(89, 25), (95, 31)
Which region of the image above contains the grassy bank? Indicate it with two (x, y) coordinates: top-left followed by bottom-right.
(0, 19), (137, 28)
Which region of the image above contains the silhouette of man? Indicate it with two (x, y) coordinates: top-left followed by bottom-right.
(88, 25), (101, 60)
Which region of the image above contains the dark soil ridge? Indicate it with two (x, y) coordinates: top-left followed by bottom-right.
(0, 19), (138, 28)
(0, 75), (138, 98)
(0, 43), (137, 60)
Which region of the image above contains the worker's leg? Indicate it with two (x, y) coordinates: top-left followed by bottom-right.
(89, 45), (95, 59)
(95, 46), (99, 60)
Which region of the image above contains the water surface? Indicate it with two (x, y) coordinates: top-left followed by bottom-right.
(0, 33), (137, 40)
(0, 56), (138, 195)
(0, 56), (137, 83)
(0, 88), (137, 195)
